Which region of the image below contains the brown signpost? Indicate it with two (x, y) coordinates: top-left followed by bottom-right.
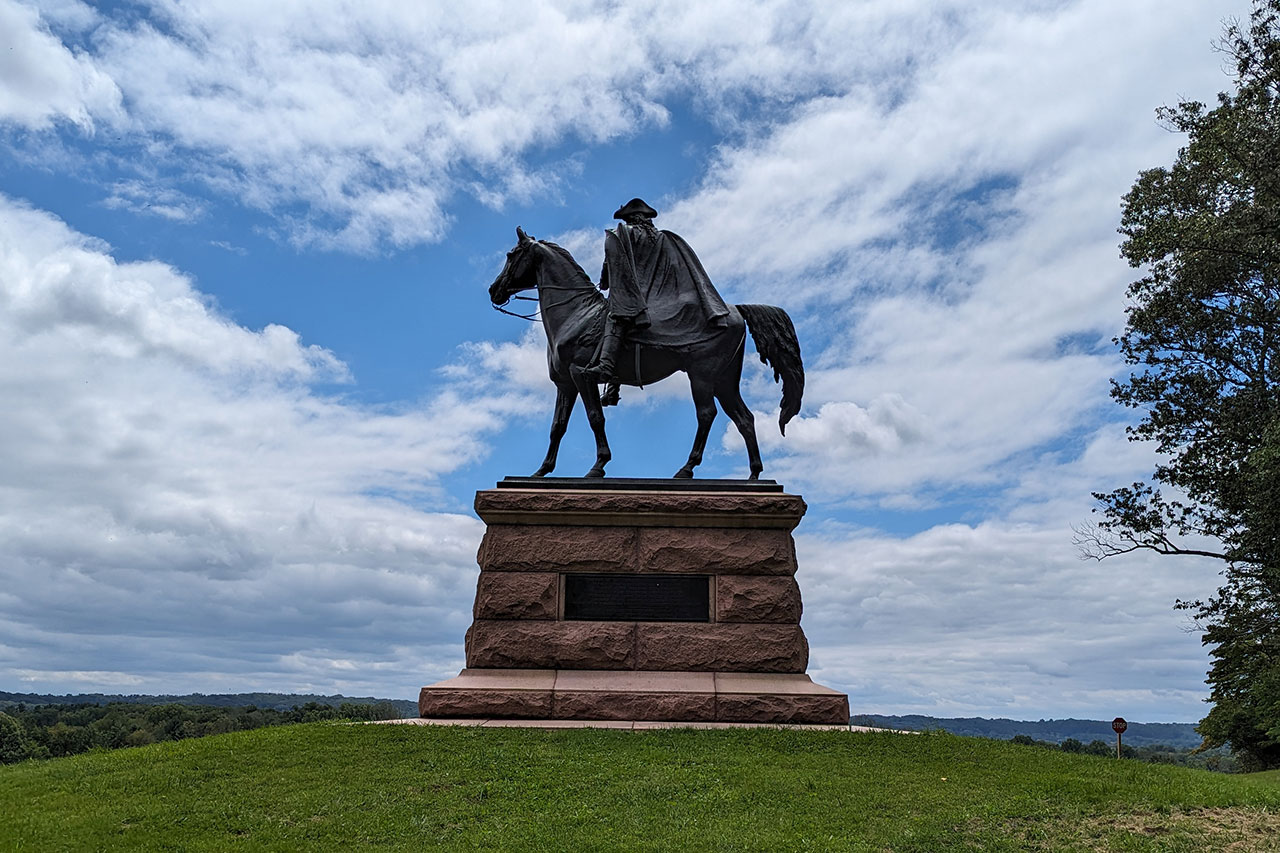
(1112, 717), (1128, 758)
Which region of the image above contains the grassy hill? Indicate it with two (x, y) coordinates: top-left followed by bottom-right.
(3, 724), (1278, 851)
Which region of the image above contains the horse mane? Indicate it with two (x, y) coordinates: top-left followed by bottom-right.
(537, 240), (594, 286)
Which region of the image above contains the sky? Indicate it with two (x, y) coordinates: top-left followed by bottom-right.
(0, 0), (1250, 722)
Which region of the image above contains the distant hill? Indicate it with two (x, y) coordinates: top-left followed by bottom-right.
(853, 715), (1201, 748)
(0, 690), (417, 718)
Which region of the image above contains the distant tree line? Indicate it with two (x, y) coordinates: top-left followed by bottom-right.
(0, 690), (417, 716)
(0, 700), (402, 764)
(1005, 734), (1239, 773)
(850, 714), (1202, 749)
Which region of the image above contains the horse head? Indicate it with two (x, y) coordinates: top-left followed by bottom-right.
(489, 226), (538, 305)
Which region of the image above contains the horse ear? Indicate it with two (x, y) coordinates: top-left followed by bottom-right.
(516, 226), (530, 243)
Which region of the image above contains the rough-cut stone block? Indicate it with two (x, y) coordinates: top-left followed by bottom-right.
(553, 691), (717, 722)
(466, 620), (635, 669)
(418, 689), (554, 719)
(478, 525), (637, 572)
(475, 489), (807, 530)
(473, 572), (558, 619)
(716, 693), (850, 725)
(716, 576), (802, 622)
(418, 669), (556, 718)
(638, 528), (796, 576)
(635, 624), (808, 673)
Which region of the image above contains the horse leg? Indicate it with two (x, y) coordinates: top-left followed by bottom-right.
(532, 381), (578, 477)
(570, 367), (611, 478)
(674, 375), (717, 479)
(716, 379), (763, 480)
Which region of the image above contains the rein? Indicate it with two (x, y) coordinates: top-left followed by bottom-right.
(493, 294), (541, 322)
(492, 281), (601, 323)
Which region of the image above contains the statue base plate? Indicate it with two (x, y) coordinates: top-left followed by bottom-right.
(496, 476), (783, 493)
(419, 669), (849, 725)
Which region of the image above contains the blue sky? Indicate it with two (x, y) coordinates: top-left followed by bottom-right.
(0, 0), (1248, 721)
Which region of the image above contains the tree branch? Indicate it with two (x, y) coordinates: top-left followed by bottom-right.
(1073, 522), (1229, 562)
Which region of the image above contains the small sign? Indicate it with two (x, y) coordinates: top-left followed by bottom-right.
(1112, 717), (1128, 734)
(564, 573), (711, 622)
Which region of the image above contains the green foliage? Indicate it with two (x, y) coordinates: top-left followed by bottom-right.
(0, 712), (42, 763)
(1085, 0), (1280, 771)
(1004, 732), (1239, 771)
(0, 700), (401, 764)
(2, 725), (1279, 851)
(1246, 767), (1280, 782)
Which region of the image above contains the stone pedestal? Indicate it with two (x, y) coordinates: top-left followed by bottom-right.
(420, 478), (849, 725)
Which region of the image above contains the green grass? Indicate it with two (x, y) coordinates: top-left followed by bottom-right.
(1244, 768), (1280, 784)
(3, 724), (1279, 851)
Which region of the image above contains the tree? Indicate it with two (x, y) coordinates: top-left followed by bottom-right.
(1084, 740), (1112, 758)
(1078, 0), (1280, 770)
(0, 712), (39, 764)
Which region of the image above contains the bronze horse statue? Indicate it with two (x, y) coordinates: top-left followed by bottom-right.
(489, 227), (803, 479)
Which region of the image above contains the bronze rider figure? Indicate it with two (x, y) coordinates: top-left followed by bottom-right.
(581, 198), (730, 384)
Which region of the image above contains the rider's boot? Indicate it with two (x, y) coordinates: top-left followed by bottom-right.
(582, 322), (623, 383)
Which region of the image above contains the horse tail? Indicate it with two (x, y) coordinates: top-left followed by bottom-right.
(736, 304), (804, 435)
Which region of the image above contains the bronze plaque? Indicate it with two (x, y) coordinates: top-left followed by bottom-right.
(564, 573), (710, 622)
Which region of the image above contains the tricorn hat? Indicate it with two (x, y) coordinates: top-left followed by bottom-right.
(613, 198), (658, 220)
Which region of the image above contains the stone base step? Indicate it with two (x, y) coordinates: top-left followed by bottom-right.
(419, 669), (850, 725)
(379, 718), (881, 731)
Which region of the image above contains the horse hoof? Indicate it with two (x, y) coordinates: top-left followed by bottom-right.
(748, 470), (761, 481)
(530, 470), (548, 478)
(673, 468), (694, 479)
(585, 468), (605, 478)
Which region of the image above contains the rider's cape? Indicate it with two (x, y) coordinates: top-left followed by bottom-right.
(601, 223), (730, 347)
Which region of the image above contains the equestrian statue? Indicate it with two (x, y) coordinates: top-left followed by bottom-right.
(488, 198), (803, 479)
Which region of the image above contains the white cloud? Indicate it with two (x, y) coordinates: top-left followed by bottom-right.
(101, 180), (207, 222)
(440, 324), (553, 397)
(755, 395), (928, 457)
(0, 0), (121, 130)
(692, 0), (1234, 504)
(799, 496), (1218, 721)
(3, 0), (1168, 252)
(0, 198), (344, 378)
(76, 0), (688, 250)
(0, 194), (545, 695)
(13, 669), (145, 687)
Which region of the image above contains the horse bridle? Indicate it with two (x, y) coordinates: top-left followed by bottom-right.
(492, 245), (600, 323)
(492, 293), (541, 322)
